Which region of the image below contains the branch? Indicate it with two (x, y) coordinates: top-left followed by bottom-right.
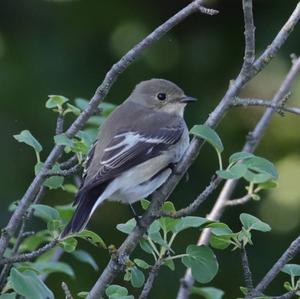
(56, 114), (64, 135)
(241, 0), (255, 73)
(158, 176), (222, 218)
(138, 260), (162, 299)
(60, 155), (78, 170)
(273, 290), (300, 299)
(240, 247), (254, 291)
(44, 164), (81, 177)
(246, 234), (300, 298)
(232, 97), (300, 116)
(0, 0), (218, 260)
(0, 240), (58, 265)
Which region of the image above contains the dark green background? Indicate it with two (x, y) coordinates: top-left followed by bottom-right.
(1, 0), (300, 298)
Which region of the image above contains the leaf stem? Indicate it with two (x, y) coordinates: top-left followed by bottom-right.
(164, 253), (188, 261)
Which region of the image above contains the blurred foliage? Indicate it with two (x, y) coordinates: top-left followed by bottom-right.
(1, 0), (300, 298)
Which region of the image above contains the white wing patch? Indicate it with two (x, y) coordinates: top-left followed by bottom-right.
(101, 130), (177, 169)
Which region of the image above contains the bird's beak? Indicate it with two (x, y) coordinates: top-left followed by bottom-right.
(180, 95), (197, 103)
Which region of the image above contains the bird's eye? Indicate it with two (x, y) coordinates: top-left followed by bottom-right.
(157, 93), (167, 101)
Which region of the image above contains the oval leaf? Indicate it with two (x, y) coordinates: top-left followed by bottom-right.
(190, 125), (224, 153)
(72, 230), (106, 248)
(240, 213), (271, 232)
(229, 152), (254, 164)
(46, 95), (68, 109)
(182, 245), (219, 283)
(10, 268), (54, 299)
(13, 130), (42, 153)
(130, 267), (145, 288)
(281, 264), (300, 277)
(71, 250), (98, 271)
(173, 216), (210, 234)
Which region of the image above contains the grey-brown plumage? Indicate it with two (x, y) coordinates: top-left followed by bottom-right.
(60, 79), (196, 238)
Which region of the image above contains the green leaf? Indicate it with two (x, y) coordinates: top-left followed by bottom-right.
(191, 286), (224, 299)
(209, 234), (232, 250)
(130, 267), (145, 288)
(55, 203), (74, 221)
(87, 116), (106, 126)
(47, 219), (61, 236)
(182, 245), (218, 283)
(35, 162), (64, 189)
(139, 239), (154, 254)
(19, 231), (50, 252)
(77, 292), (89, 298)
(209, 223), (234, 250)
(163, 259), (175, 271)
(33, 261), (74, 278)
(71, 250), (98, 271)
(190, 125), (224, 153)
(59, 237), (78, 252)
(54, 134), (73, 147)
(281, 264), (300, 277)
(173, 216), (210, 234)
(148, 220), (161, 235)
(243, 156), (278, 179)
(217, 163), (247, 180)
(10, 268), (54, 299)
(74, 98), (89, 110)
(46, 95), (68, 109)
(116, 219), (136, 234)
(13, 130), (42, 153)
(140, 199), (150, 210)
(31, 204), (60, 222)
(283, 281), (293, 291)
(134, 258), (150, 269)
(100, 102), (116, 117)
(240, 213), (271, 232)
(65, 103), (81, 116)
(208, 223), (233, 236)
(257, 180), (278, 190)
(62, 184), (78, 194)
(0, 294), (17, 299)
(106, 285), (128, 297)
(229, 152), (254, 164)
(159, 201), (179, 233)
(71, 230), (106, 248)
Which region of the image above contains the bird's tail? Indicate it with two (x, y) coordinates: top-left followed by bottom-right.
(59, 182), (109, 239)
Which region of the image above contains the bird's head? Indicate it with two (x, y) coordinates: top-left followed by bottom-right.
(127, 78), (197, 116)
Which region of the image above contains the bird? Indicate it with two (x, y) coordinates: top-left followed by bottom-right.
(60, 78), (196, 238)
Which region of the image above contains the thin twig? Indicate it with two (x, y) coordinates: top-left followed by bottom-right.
(61, 281), (74, 299)
(44, 164), (81, 177)
(232, 97), (300, 116)
(158, 176), (222, 218)
(138, 260), (162, 299)
(225, 194), (252, 207)
(60, 155), (78, 170)
(240, 246), (254, 290)
(246, 234), (300, 298)
(0, 240), (58, 265)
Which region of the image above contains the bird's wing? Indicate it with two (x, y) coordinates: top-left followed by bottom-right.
(85, 120), (185, 189)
